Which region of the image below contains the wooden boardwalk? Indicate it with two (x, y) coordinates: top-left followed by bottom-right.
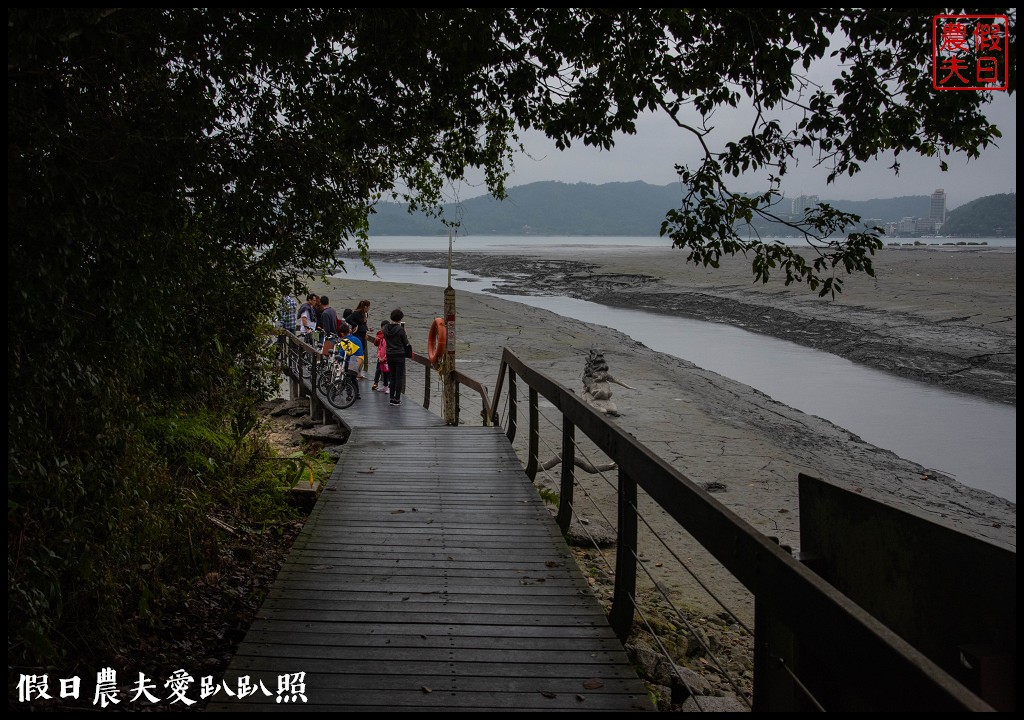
(210, 381), (653, 711)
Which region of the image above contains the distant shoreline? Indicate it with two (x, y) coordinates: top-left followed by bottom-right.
(366, 183), (1015, 237)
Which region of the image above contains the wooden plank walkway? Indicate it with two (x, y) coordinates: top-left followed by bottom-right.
(210, 380), (652, 711)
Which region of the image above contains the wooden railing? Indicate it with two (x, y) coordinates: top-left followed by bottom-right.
(279, 330), (492, 426)
(408, 352), (492, 426)
(277, 334), (1001, 710)
(488, 348), (995, 712)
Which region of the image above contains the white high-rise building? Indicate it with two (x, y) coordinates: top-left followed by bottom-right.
(930, 189), (947, 229)
(790, 194), (819, 217)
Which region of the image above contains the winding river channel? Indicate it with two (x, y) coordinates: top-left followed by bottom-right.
(334, 254), (1016, 503)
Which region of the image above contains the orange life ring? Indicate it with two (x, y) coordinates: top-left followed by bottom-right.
(427, 317), (446, 366)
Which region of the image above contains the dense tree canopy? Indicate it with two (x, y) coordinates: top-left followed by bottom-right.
(10, 9), (1015, 293)
(7, 8), (1015, 668)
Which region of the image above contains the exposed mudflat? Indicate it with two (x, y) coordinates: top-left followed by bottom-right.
(315, 244), (1016, 629)
(363, 246), (1016, 406)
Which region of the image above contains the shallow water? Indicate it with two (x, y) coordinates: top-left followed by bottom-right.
(362, 235), (1017, 251)
(335, 260), (1017, 503)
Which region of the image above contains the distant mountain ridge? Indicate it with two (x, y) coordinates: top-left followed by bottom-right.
(369, 181), (681, 236)
(367, 181), (1012, 237)
(941, 193), (1016, 237)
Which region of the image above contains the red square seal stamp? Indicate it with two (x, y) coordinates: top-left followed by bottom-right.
(933, 14), (1009, 91)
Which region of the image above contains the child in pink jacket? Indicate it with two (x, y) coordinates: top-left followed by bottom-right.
(371, 321), (391, 392)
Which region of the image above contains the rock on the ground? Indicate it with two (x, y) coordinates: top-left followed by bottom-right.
(299, 422), (349, 444)
(322, 445), (346, 461)
(681, 694), (750, 712)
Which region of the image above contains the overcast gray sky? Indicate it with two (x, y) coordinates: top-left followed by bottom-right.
(452, 30), (1016, 211)
(487, 92), (1015, 210)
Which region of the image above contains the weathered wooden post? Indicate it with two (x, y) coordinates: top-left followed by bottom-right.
(609, 467), (638, 642)
(287, 334), (299, 400)
(442, 231), (458, 426)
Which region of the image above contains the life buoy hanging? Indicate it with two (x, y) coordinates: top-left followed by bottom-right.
(427, 317), (446, 366)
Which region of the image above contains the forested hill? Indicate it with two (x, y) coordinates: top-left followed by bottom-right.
(367, 181), (998, 236)
(369, 181), (683, 235)
(940, 193), (1016, 237)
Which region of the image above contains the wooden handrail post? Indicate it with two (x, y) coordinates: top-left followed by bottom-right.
(525, 387), (539, 479)
(452, 370), (491, 427)
(506, 370), (517, 443)
(753, 595), (798, 711)
(609, 467), (638, 642)
(454, 376), (461, 426)
(490, 360), (508, 426)
(555, 419), (575, 536)
(480, 383), (491, 427)
(309, 352), (323, 423)
(286, 335), (299, 400)
(422, 361), (431, 409)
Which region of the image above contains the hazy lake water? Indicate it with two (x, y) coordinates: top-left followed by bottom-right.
(337, 237), (1016, 502)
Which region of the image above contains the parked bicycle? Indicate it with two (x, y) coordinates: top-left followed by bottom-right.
(316, 334), (360, 410)
(313, 333), (341, 395)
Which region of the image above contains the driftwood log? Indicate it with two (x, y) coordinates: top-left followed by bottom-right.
(539, 453), (617, 474)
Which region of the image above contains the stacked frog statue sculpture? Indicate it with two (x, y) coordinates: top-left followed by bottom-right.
(581, 348), (633, 417)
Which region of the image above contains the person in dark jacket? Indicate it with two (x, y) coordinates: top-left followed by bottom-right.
(383, 308), (411, 405)
(297, 293), (319, 341)
(347, 299), (372, 379)
(317, 296), (339, 346)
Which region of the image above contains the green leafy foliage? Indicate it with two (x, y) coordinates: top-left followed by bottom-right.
(8, 401), (305, 672)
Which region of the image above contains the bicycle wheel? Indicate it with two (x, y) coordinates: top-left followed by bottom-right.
(315, 362), (334, 395)
(327, 377), (357, 409)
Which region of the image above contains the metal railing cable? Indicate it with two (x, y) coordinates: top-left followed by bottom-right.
(627, 496), (754, 635)
(628, 590), (707, 712)
(499, 384), (510, 429)
(515, 401), (627, 609)
(528, 411), (623, 538)
(534, 477), (710, 711)
(627, 543), (753, 709)
(532, 402), (754, 637)
(554, 478), (711, 710)
(400, 356), (492, 425)
(514, 405), (622, 596)
(487, 349), (994, 712)
(775, 656), (826, 712)
(557, 496), (615, 578)
(523, 400), (755, 705)
(522, 406), (746, 709)
(528, 450), (616, 582)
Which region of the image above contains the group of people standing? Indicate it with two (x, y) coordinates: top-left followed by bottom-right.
(278, 293), (411, 406)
